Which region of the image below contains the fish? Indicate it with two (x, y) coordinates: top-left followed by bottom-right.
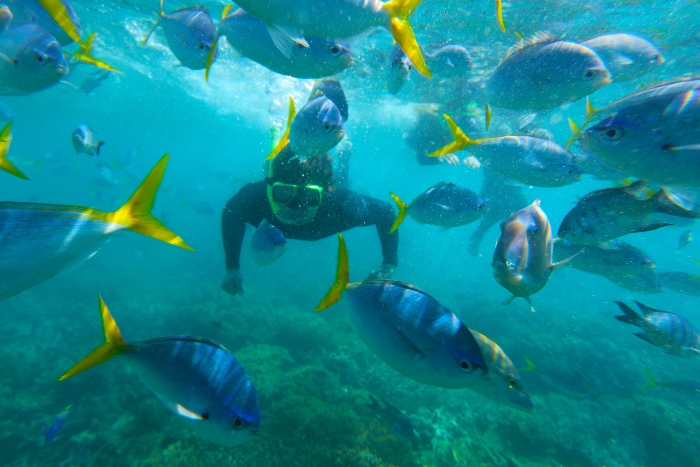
(492, 200), (579, 311)
(0, 100), (14, 121)
(71, 125), (104, 156)
(142, 1), (217, 70)
(581, 34), (664, 83)
(614, 301), (700, 357)
(5, 0), (82, 46)
(558, 181), (700, 246)
(229, 0), (431, 77)
(658, 272), (700, 296)
(43, 404), (72, 444)
(571, 149), (627, 181)
(389, 182), (488, 233)
(250, 220), (287, 266)
(365, 396), (416, 443)
(385, 42), (411, 95)
(485, 32), (611, 111)
(213, 8), (353, 80)
(429, 115), (581, 188)
(605, 270), (663, 294)
(678, 230), (693, 250)
(310, 77), (349, 122)
(0, 154), (193, 302)
(0, 19), (66, 93)
(316, 234), (534, 412)
(79, 69), (110, 95)
(638, 368), (700, 396)
(58, 295), (260, 447)
(0, 123), (28, 180)
(284, 92), (345, 161)
(552, 239), (655, 278)
(424, 44), (472, 78)
(95, 160), (119, 187)
(180, 197), (214, 216)
(520, 357), (592, 396)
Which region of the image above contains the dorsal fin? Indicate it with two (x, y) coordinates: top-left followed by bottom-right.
(308, 89), (325, 101)
(500, 31), (560, 63)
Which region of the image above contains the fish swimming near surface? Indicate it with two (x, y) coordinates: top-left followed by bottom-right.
(558, 181), (700, 246)
(678, 230), (693, 250)
(658, 272), (700, 296)
(250, 220), (287, 266)
(389, 182), (488, 233)
(605, 269), (663, 294)
(316, 234), (534, 412)
(72, 125), (104, 156)
(143, 1), (217, 70)
(423, 44), (472, 78)
(4, 0), (82, 46)
(615, 301), (700, 357)
(0, 122), (28, 180)
(310, 77), (349, 122)
(485, 32), (611, 112)
(581, 34), (664, 83)
(385, 42), (411, 95)
(0, 154), (193, 302)
(43, 404), (72, 444)
(552, 238), (655, 278)
(58, 295), (261, 447)
(366, 396), (416, 443)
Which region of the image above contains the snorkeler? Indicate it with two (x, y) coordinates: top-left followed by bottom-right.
(220, 145), (398, 296)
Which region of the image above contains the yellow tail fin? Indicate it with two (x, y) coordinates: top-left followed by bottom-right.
(58, 294), (127, 381)
(638, 367), (659, 390)
(485, 102), (492, 132)
(564, 97), (598, 149)
(384, 0), (430, 78)
(315, 233), (349, 311)
(104, 154), (194, 250)
(389, 192), (409, 234)
(37, 0), (84, 46)
(267, 97), (296, 160)
(427, 114), (475, 158)
(520, 356), (538, 372)
(496, 0), (506, 32)
(204, 5), (231, 81)
(72, 33), (121, 73)
(0, 123), (28, 180)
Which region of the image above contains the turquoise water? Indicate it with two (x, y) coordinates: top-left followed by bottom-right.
(2, 0), (700, 466)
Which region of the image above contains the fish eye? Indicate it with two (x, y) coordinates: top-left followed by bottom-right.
(36, 54), (45, 63)
(602, 127), (624, 141)
(231, 416), (244, 430)
(560, 226), (570, 233)
(582, 69), (597, 80)
(509, 379), (520, 389)
(458, 359), (474, 373)
(199, 43), (205, 50)
(331, 45), (340, 55)
(323, 123), (332, 132)
(652, 54), (661, 62)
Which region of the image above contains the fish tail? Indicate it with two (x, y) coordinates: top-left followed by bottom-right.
(496, 0), (505, 32)
(652, 188), (700, 219)
(427, 114), (475, 158)
(108, 154), (194, 250)
(638, 367), (659, 390)
(520, 356), (538, 372)
(267, 97), (296, 160)
(564, 98), (598, 149)
(58, 294), (127, 381)
(37, 0), (84, 46)
(0, 123), (28, 180)
(389, 192), (408, 233)
(96, 141), (105, 156)
(613, 301), (642, 325)
(485, 102), (492, 132)
(384, 0), (430, 78)
(142, 0), (163, 47)
(315, 233), (349, 311)
(204, 5), (232, 81)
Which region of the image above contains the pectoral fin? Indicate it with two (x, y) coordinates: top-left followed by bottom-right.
(267, 23), (308, 59)
(632, 222), (673, 233)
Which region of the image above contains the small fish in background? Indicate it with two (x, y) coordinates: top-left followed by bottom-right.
(80, 69), (111, 95)
(180, 197), (214, 216)
(604, 270), (663, 294)
(614, 301), (700, 357)
(658, 271), (700, 296)
(43, 404), (73, 444)
(553, 239), (655, 278)
(72, 125), (105, 156)
(0, 122), (28, 180)
(678, 230), (693, 250)
(520, 357), (593, 396)
(423, 44), (473, 78)
(582, 34), (664, 82)
(389, 182), (488, 233)
(0, 100), (15, 121)
(385, 42), (411, 95)
(4, 0), (82, 46)
(95, 160), (119, 186)
(58, 295), (261, 447)
(288, 92), (345, 161)
(142, 1), (218, 70)
(558, 181), (700, 246)
(250, 220), (287, 266)
(638, 368), (700, 395)
(366, 396), (416, 443)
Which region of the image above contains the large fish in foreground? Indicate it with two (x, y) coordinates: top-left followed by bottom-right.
(5, 0), (82, 46)
(59, 295), (260, 447)
(614, 301), (700, 358)
(316, 234), (534, 412)
(0, 154), (193, 302)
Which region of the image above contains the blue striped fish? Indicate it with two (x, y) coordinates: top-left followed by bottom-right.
(316, 234), (533, 412)
(59, 295), (261, 447)
(615, 301), (700, 358)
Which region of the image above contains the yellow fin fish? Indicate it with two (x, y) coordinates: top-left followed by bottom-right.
(0, 123), (28, 180)
(37, 0), (84, 46)
(267, 97), (296, 160)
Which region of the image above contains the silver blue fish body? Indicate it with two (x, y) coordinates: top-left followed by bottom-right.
(553, 239), (654, 278)
(218, 9), (352, 79)
(606, 270), (662, 294)
(678, 230), (692, 250)
(407, 182), (488, 228)
(0, 22), (66, 92)
(289, 94), (345, 160)
(155, 6), (217, 70)
(486, 33), (611, 111)
(582, 34), (664, 82)
(571, 149), (626, 181)
(72, 125), (104, 156)
(659, 272), (700, 296)
(4, 0), (81, 45)
(80, 69), (111, 96)
(310, 77), (349, 121)
(425, 44), (472, 78)
(385, 42), (410, 95)
(615, 301), (700, 357)
(250, 220), (287, 266)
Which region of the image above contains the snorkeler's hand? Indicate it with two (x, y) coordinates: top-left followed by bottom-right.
(438, 154), (460, 166)
(367, 263), (396, 280)
(221, 269), (243, 296)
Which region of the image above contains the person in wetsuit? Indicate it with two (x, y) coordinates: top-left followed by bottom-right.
(220, 146), (398, 295)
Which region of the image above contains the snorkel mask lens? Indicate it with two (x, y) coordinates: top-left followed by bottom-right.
(270, 182), (323, 207)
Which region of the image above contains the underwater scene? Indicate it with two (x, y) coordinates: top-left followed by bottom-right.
(2, 0), (700, 466)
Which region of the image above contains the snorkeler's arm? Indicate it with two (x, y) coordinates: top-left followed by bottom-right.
(221, 182), (267, 270)
(356, 195), (398, 266)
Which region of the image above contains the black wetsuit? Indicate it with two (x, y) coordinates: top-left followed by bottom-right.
(222, 181), (398, 270)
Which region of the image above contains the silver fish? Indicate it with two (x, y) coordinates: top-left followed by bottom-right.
(678, 230), (693, 250)
(553, 239), (655, 278)
(250, 220), (287, 266)
(424, 44), (472, 78)
(80, 69), (111, 96)
(605, 270), (663, 294)
(289, 93), (345, 161)
(310, 77), (349, 122)
(72, 125), (104, 156)
(385, 42), (411, 95)
(366, 396), (416, 442)
(582, 34), (664, 82)
(4, 0), (82, 46)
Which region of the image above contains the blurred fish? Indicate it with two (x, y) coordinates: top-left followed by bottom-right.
(615, 301), (700, 357)
(49, 162), (76, 177)
(571, 150), (626, 181)
(385, 42), (411, 95)
(424, 44), (472, 78)
(558, 181), (700, 246)
(4, 0), (82, 46)
(180, 197), (214, 216)
(0, 100), (14, 121)
(659, 272), (700, 296)
(428, 115), (581, 187)
(638, 368), (700, 396)
(59, 295), (260, 447)
(366, 396), (416, 442)
(0, 19), (66, 93)
(213, 8), (352, 79)
(43, 404), (72, 444)
(0, 154), (192, 302)
(553, 239), (655, 278)
(493, 200), (578, 311)
(113, 146), (139, 168)
(72, 125), (104, 156)
(79, 69), (110, 95)
(250, 220), (287, 266)
(582, 34), (664, 82)
(316, 234), (534, 412)
(142, 1), (217, 70)
(389, 182), (488, 233)
(0, 122), (28, 180)
(678, 230), (693, 250)
(521, 357), (592, 395)
(287, 92), (345, 161)
(95, 160), (118, 186)
(310, 77), (349, 122)
(485, 32), (611, 111)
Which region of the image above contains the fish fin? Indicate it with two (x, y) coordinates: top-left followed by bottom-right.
(551, 248), (584, 271)
(632, 222), (673, 233)
(0, 51), (17, 65)
(104, 154), (193, 250)
(58, 294), (127, 381)
(267, 97), (295, 160)
(514, 31), (522, 40)
(525, 296), (535, 312)
(610, 52), (634, 66)
(204, 33), (220, 81)
(142, 16), (161, 47)
(0, 7), (12, 31)
(37, 0), (84, 46)
(389, 18), (430, 78)
(501, 295), (516, 305)
(638, 367), (659, 390)
(485, 102), (491, 132)
(0, 123), (28, 180)
(315, 233), (349, 311)
(500, 31), (559, 63)
(634, 332), (655, 345)
(632, 300), (663, 317)
(427, 114), (474, 158)
(518, 112), (537, 129)
(564, 98), (597, 149)
(496, 0), (505, 32)
(520, 356), (538, 372)
(614, 301), (642, 325)
(96, 141), (105, 156)
(652, 187), (700, 219)
(389, 192), (408, 233)
(266, 23), (306, 59)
